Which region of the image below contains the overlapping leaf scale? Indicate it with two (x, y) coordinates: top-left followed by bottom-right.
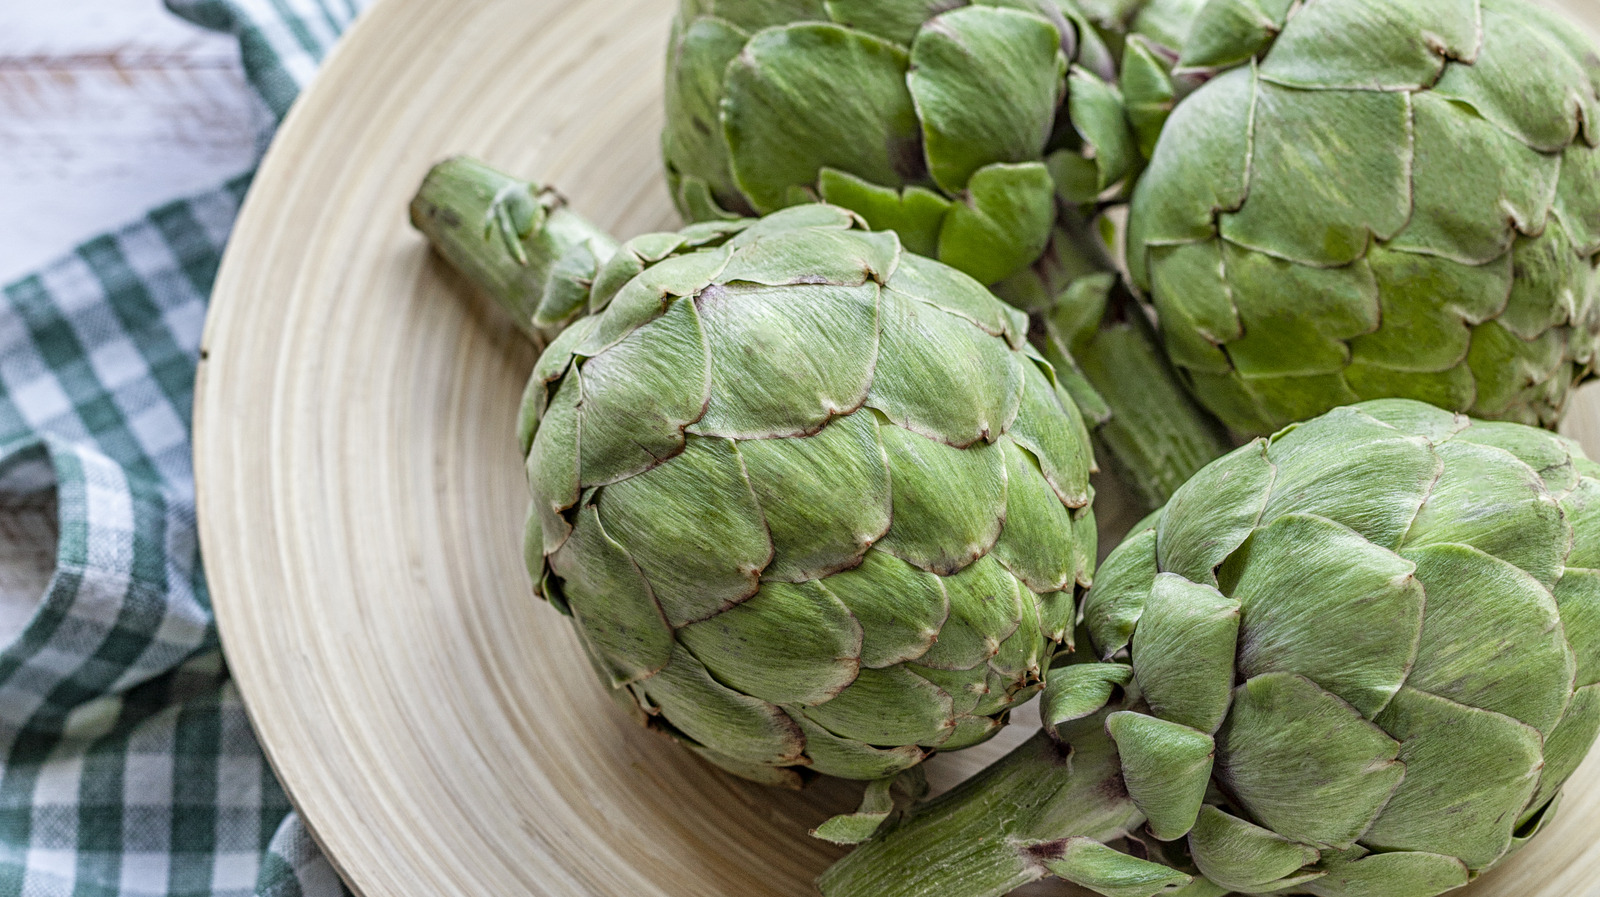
(1362, 689), (1544, 870)
(1303, 851), (1468, 897)
(722, 23), (920, 214)
(1392, 96), (1556, 265)
(1188, 806), (1320, 894)
(875, 424), (1008, 575)
(736, 415), (892, 583)
(938, 711), (1007, 753)
(1083, 524), (1160, 659)
(1177, 0), (1294, 71)
(550, 505), (675, 686)
(698, 0), (827, 32)
(820, 0), (950, 45)
(993, 437), (1086, 597)
(725, 202), (864, 242)
(1218, 82), (1411, 268)
(689, 281), (880, 439)
(715, 225), (900, 287)
(1401, 544), (1573, 736)
(1156, 439), (1274, 584)
(1352, 398), (1468, 444)
(1218, 244), (1380, 380)
(679, 579), (864, 706)
(1216, 673), (1406, 849)
(1345, 250), (1509, 406)
(527, 370), (582, 557)
(1106, 711), (1215, 842)
(641, 644), (807, 767)
(800, 666), (958, 748)
(819, 550), (947, 669)
(1499, 226), (1586, 344)
(597, 436), (772, 626)
(914, 555), (1027, 671)
(1530, 685), (1600, 813)
(1254, 0), (1478, 92)
(1221, 513), (1424, 720)
(869, 287), (1024, 448)
(1130, 0), (1600, 437)
(1257, 405), (1438, 550)
(577, 247), (730, 358)
(575, 290), (712, 487)
(907, 5), (1065, 195)
(885, 251), (1028, 346)
(1143, 240), (1237, 375)
(1126, 66), (1255, 284)
(1010, 360), (1094, 505)
(523, 314), (600, 445)
(1399, 437), (1567, 589)
(1130, 573), (1239, 734)
(1432, 2), (1589, 154)
(788, 714), (928, 780)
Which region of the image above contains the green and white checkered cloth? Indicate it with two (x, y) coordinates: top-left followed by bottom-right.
(0, 1), (370, 894)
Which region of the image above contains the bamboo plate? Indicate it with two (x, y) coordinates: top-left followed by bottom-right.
(193, 0), (1600, 895)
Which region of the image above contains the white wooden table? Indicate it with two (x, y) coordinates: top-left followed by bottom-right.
(0, 0), (263, 284)
(0, 1), (261, 641)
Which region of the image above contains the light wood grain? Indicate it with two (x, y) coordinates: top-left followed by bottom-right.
(193, 1), (1600, 895)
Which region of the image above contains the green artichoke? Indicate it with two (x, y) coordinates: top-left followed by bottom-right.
(1127, 0), (1600, 438)
(821, 399), (1600, 897)
(663, 0), (1197, 287)
(663, 0), (1235, 509)
(412, 159), (1099, 785)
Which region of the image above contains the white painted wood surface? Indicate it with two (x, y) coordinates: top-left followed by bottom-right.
(0, 1), (262, 640)
(0, 0), (265, 286)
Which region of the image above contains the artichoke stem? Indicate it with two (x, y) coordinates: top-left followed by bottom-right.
(818, 717), (1142, 897)
(1013, 213), (1234, 510)
(1067, 308), (1235, 510)
(410, 156), (620, 346)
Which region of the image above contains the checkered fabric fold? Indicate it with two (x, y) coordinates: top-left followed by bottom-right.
(0, 2), (369, 894)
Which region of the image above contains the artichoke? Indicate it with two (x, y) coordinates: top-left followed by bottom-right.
(821, 399), (1600, 897)
(662, 0), (1199, 287)
(412, 158), (1099, 785)
(663, 0), (1234, 509)
(1127, 0), (1600, 438)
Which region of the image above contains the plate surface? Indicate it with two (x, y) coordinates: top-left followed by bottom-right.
(194, 0), (1600, 895)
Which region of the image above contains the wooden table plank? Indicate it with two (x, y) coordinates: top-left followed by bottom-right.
(0, 3), (262, 285)
(0, 0), (236, 60)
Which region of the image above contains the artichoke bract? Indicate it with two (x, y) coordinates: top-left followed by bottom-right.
(1127, 0), (1600, 437)
(413, 159), (1099, 785)
(663, 0), (1197, 287)
(821, 399), (1600, 897)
